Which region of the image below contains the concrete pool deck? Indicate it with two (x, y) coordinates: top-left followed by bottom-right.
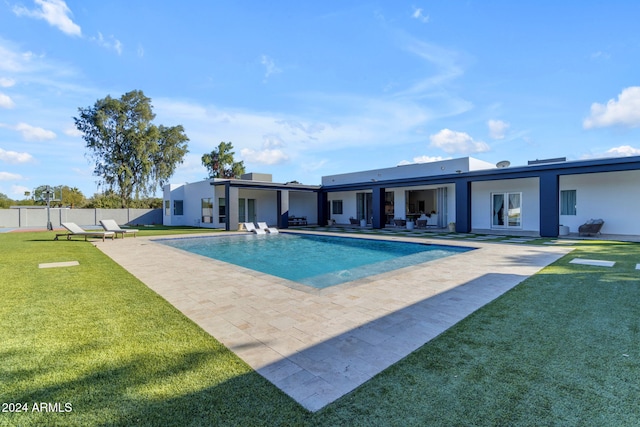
(95, 230), (573, 412)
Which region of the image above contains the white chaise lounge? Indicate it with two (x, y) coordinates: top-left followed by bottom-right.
(257, 222), (279, 234)
(55, 222), (115, 242)
(242, 222), (266, 234)
(100, 219), (139, 238)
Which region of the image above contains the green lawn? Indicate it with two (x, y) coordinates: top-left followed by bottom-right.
(1, 230), (639, 426)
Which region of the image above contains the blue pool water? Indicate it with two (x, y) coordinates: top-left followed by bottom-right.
(158, 233), (472, 289)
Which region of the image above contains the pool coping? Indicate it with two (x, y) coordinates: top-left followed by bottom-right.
(95, 230), (574, 412)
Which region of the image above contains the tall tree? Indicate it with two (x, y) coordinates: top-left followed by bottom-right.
(60, 186), (85, 208)
(0, 192), (11, 209)
(74, 90), (189, 207)
(201, 141), (245, 179)
(32, 185), (61, 205)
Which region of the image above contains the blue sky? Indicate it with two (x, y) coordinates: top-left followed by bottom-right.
(1, 1), (640, 199)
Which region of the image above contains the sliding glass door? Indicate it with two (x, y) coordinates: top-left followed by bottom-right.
(356, 192), (373, 224)
(492, 192), (521, 229)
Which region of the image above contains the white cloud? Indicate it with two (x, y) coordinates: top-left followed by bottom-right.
(0, 93), (15, 109)
(0, 78), (16, 87)
(276, 119), (325, 136)
(301, 159), (328, 173)
(241, 148), (289, 165)
(411, 7), (430, 23)
(0, 171), (23, 181)
(397, 155), (448, 166)
(262, 134), (286, 149)
(605, 145), (640, 156)
(91, 32), (123, 55)
(590, 51), (610, 60)
(429, 128), (490, 154)
(0, 42), (33, 73)
(395, 38), (465, 97)
(241, 135), (290, 165)
(13, 0), (82, 37)
(260, 55), (282, 80)
(487, 119), (509, 139)
(15, 123), (56, 141)
(583, 86), (640, 129)
(11, 185), (31, 196)
(0, 148), (34, 164)
(63, 125), (82, 137)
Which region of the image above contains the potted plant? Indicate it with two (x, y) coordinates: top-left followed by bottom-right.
(448, 222), (456, 232)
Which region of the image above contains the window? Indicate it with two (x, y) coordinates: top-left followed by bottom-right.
(218, 198), (226, 223)
(561, 190), (576, 215)
(201, 198), (213, 223)
(164, 200), (170, 216)
(332, 200), (343, 215)
(173, 200), (183, 216)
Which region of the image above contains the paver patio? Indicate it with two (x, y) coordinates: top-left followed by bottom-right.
(96, 230), (572, 411)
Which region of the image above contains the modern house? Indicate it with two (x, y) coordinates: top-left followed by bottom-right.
(163, 173), (320, 232)
(163, 155), (640, 238)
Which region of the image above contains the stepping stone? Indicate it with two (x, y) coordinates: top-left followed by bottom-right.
(636, 264), (640, 270)
(570, 259), (615, 267)
(39, 261), (80, 269)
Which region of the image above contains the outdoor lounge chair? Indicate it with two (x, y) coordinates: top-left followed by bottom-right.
(579, 219), (604, 236)
(100, 219), (138, 238)
(257, 222), (279, 234)
(242, 222), (266, 234)
(55, 222), (115, 241)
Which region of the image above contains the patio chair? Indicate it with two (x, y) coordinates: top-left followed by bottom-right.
(55, 222), (115, 241)
(100, 219), (138, 238)
(257, 222), (279, 234)
(242, 222), (266, 234)
(578, 219), (604, 236)
(393, 218), (406, 227)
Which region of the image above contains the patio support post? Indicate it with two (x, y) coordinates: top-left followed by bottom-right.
(455, 179), (472, 233)
(539, 172), (560, 237)
(371, 186), (386, 229)
(225, 184), (240, 231)
(224, 183), (230, 231)
(277, 190), (289, 229)
(317, 191), (328, 227)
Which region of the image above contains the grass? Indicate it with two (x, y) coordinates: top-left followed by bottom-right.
(1, 230), (639, 426)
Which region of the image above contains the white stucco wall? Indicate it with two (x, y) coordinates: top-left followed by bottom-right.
(322, 157), (495, 186)
(327, 191), (359, 224)
(164, 181), (319, 228)
(163, 183), (186, 226)
(163, 181), (221, 228)
(560, 170), (640, 235)
(237, 188), (277, 226)
(289, 191), (318, 225)
(471, 178), (540, 232)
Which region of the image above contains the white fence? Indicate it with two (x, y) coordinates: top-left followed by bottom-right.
(0, 207), (162, 229)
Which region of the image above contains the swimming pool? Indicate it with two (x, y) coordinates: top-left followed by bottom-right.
(158, 233), (472, 289)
